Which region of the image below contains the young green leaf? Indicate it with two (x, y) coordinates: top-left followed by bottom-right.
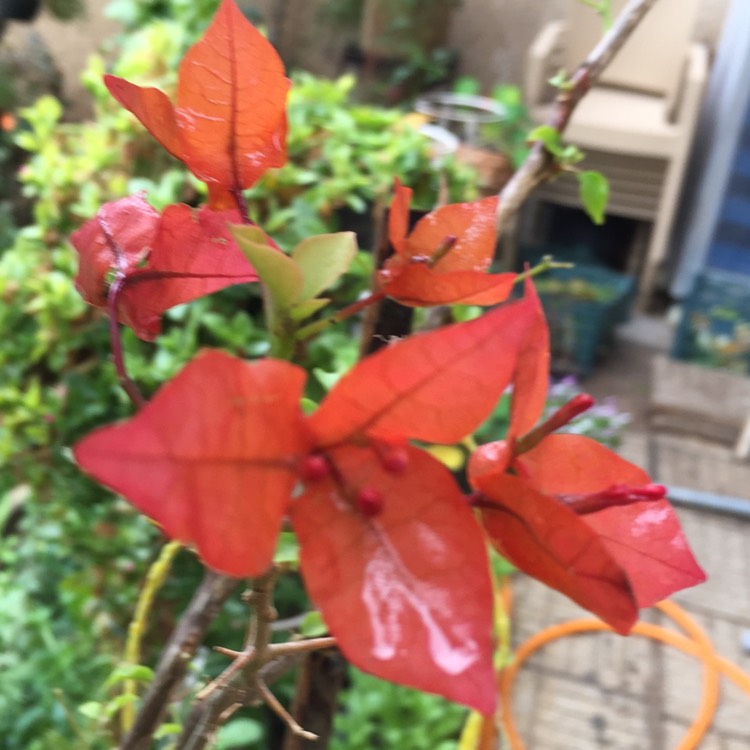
(577, 170), (610, 225)
(233, 225), (304, 325)
(527, 125), (565, 157)
(292, 232), (358, 301)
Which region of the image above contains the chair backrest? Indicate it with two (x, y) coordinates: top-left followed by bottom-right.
(564, 0), (700, 97)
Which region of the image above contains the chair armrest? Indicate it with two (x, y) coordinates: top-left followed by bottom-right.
(524, 20), (567, 108)
(670, 42), (709, 126)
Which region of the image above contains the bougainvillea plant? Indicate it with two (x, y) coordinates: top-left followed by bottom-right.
(69, 0), (705, 743)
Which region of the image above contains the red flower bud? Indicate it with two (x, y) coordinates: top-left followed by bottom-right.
(356, 487), (385, 518)
(299, 454), (330, 483)
(557, 483), (667, 515)
(381, 446), (409, 474)
(516, 393), (596, 454)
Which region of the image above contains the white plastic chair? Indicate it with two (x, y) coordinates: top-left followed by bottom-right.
(524, 0), (709, 304)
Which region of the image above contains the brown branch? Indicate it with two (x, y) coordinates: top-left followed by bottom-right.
(119, 571), (239, 750)
(496, 0), (659, 237)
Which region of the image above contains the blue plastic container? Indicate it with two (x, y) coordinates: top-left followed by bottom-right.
(672, 269), (750, 374)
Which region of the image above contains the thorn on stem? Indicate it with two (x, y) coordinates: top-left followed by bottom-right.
(257, 679), (319, 742)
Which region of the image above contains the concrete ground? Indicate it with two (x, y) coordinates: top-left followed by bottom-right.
(505, 316), (750, 750)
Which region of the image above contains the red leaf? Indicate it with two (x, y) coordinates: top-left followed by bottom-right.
(105, 0), (290, 198)
(74, 351), (311, 577)
(508, 280), (550, 437)
(582, 499), (706, 608)
(467, 439), (513, 484)
(475, 435), (706, 614)
(292, 444), (496, 713)
(516, 434), (650, 494)
(70, 194), (159, 307)
(116, 204), (259, 340)
(476, 474), (639, 634)
(309, 295), (537, 446)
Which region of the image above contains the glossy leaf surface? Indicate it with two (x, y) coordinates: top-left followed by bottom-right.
(74, 352), (311, 577)
(583, 498), (706, 608)
(293, 444), (496, 713)
(476, 473), (639, 633)
(310, 295), (537, 446)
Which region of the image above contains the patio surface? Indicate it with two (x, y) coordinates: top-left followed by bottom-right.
(504, 316), (750, 749)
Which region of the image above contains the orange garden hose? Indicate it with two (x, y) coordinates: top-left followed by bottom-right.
(494, 587), (750, 750)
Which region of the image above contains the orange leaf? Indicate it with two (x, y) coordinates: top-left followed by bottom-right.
(293, 444), (496, 713)
(74, 351), (311, 577)
(104, 76), (184, 162)
(105, 0), (289, 199)
(380, 264), (515, 307)
(387, 177), (411, 256)
(386, 182), (498, 270)
(175, 0), (289, 190)
(309, 295), (537, 446)
(381, 182), (510, 306)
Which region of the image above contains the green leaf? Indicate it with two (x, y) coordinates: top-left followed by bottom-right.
(77, 702), (103, 720)
(577, 170), (609, 225)
(289, 297), (330, 323)
(300, 610), (328, 637)
(527, 125), (564, 157)
(154, 723), (182, 739)
(104, 663), (155, 688)
(548, 69), (572, 90)
(561, 144), (584, 164)
(104, 693), (138, 718)
(454, 76), (481, 95)
(301, 397), (318, 415)
(233, 226), (304, 323)
(274, 531), (300, 565)
(292, 232), (357, 301)
(216, 718), (264, 748)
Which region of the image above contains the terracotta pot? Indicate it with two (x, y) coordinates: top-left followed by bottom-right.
(455, 145), (513, 196)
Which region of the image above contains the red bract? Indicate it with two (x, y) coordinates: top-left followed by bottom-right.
(293, 444), (495, 714)
(74, 351), (311, 578)
(104, 0), (289, 208)
(74, 296), (540, 712)
(468, 290), (705, 633)
(378, 179), (515, 306)
(71, 196), (260, 340)
(71, 193), (159, 307)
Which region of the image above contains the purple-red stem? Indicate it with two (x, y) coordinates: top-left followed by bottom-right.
(107, 276), (146, 410)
